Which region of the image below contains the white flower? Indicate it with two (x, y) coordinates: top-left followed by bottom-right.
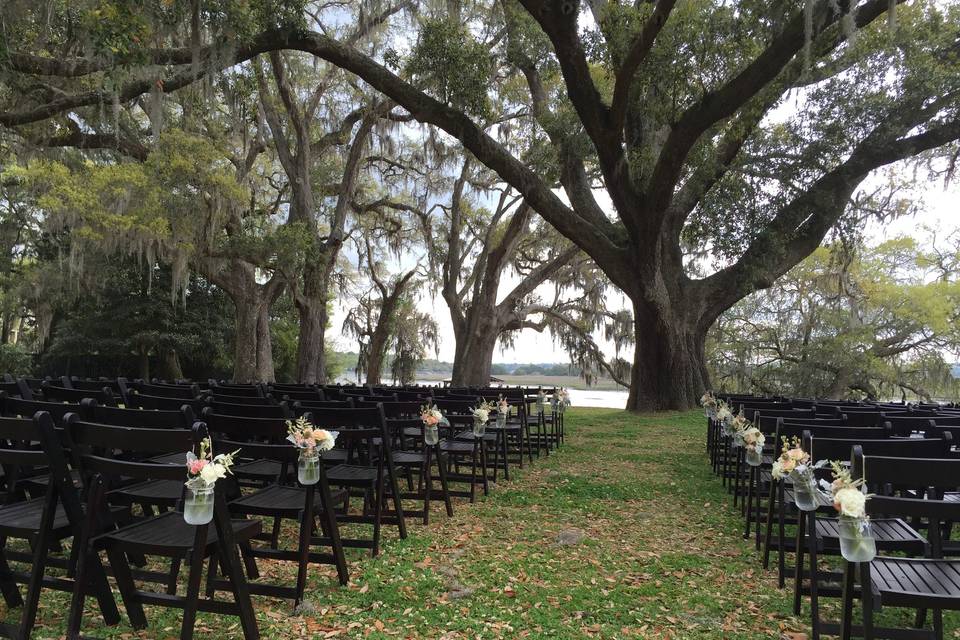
(834, 487), (867, 519)
(474, 409), (489, 422)
(199, 463), (227, 485)
(771, 460), (784, 479)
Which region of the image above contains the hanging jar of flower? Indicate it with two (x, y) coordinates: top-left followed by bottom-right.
(700, 392), (718, 420)
(496, 396), (508, 428)
(557, 388), (570, 415)
(183, 438), (238, 525)
(286, 417), (338, 486)
(771, 437), (825, 512)
(741, 426), (765, 466)
(536, 389), (546, 414)
(420, 404), (447, 445)
(472, 401), (494, 437)
(827, 462), (876, 562)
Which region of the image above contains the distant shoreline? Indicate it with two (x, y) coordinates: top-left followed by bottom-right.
(414, 372), (629, 392)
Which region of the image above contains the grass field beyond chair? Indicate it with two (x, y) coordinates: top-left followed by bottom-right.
(3, 408), (957, 638)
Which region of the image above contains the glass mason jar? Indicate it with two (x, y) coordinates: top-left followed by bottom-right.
(424, 423), (439, 445)
(790, 472), (820, 512)
(745, 447), (763, 467)
(731, 431), (744, 448)
(473, 417), (486, 437)
(558, 401), (567, 415)
(496, 411), (507, 428)
(298, 450), (320, 486)
(184, 484), (215, 525)
(706, 407), (717, 420)
(536, 398), (545, 414)
(838, 516), (877, 563)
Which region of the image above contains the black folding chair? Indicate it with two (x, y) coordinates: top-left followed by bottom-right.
(62, 420), (261, 640)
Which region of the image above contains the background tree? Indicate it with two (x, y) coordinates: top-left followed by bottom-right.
(3, 1), (960, 409)
(708, 233), (960, 401)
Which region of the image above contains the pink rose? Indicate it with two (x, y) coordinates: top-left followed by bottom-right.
(188, 459), (208, 475)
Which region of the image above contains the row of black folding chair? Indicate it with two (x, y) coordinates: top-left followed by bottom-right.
(795, 432), (952, 638)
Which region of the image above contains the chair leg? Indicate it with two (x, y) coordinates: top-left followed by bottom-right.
(0, 545), (23, 608)
(294, 486), (315, 607)
(422, 449), (432, 526)
(861, 563), (874, 640)
(436, 449), (454, 518)
(212, 502), (260, 640)
(18, 490), (58, 639)
(317, 479), (348, 586)
(167, 556), (182, 595)
(371, 471), (385, 557)
(840, 561), (855, 640)
(808, 521), (821, 640)
(793, 511), (806, 615)
(479, 441), (490, 496)
(106, 545), (148, 629)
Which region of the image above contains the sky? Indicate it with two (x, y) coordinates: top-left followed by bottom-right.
(327, 178), (960, 365)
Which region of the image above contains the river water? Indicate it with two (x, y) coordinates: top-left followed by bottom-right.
(335, 379), (629, 409)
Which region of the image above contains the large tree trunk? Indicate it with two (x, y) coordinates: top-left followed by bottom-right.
(233, 295), (261, 383)
(451, 319), (499, 387)
(255, 301), (276, 382)
(624, 296), (710, 412)
(365, 323), (390, 385)
(294, 264), (329, 384)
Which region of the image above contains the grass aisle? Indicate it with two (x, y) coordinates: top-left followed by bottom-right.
(9, 409), (957, 638)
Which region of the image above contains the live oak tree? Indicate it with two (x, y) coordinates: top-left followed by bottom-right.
(4, 1), (960, 408)
(709, 234), (960, 401)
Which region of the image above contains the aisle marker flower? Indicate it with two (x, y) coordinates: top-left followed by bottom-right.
(286, 416), (338, 454)
(185, 437), (239, 490)
(822, 461), (876, 562)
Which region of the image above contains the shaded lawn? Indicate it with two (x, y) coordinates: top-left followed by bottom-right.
(4, 409), (956, 638)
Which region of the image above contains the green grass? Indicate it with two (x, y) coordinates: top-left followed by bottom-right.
(3, 409), (958, 638)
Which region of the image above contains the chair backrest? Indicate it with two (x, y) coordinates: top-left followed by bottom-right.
(758, 415), (846, 430)
(63, 413), (199, 484)
(839, 411), (883, 427)
(208, 400), (291, 420)
(853, 449), (960, 554)
(126, 392), (207, 412)
(293, 399), (355, 416)
(355, 400), (422, 418)
(433, 398), (477, 415)
(209, 393), (276, 406)
(0, 412), (54, 504)
(41, 383), (116, 407)
(308, 406), (389, 443)
(745, 407), (816, 422)
(773, 419), (889, 442)
(209, 383), (264, 398)
(1, 393), (82, 425)
(201, 409), (291, 442)
(79, 398), (193, 429)
(804, 431), (952, 462)
(275, 389), (326, 402)
(132, 381), (200, 399)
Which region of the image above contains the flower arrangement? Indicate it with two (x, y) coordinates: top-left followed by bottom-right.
(286, 416), (338, 454)
(741, 425), (765, 466)
(557, 388), (571, 412)
(185, 437), (238, 490)
(421, 404), (445, 426)
(771, 436), (825, 511)
(700, 391), (718, 418)
(824, 461), (869, 518)
(729, 410), (750, 443)
(715, 401), (734, 430)
(496, 395), (509, 427)
(823, 461), (876, 562)
(420, 403), (448, 445)
(472, 400), (497, 423)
